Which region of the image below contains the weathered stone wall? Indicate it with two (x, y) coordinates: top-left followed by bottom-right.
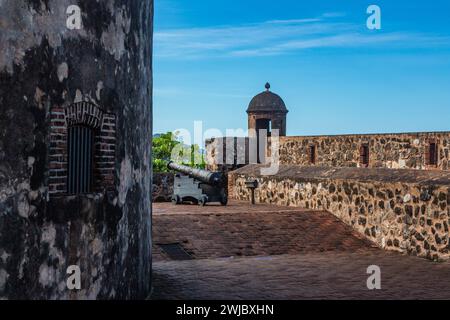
(152, 173), (174, 202)
(0, 0), (153, 299)
(230, 165), (450, 261)
(279, 132), (450, 170)
(205, 137), (250, 172)
(206, 132), (450, 171)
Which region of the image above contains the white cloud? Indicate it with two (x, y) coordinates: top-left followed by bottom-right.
(154, 14), (450, 59)
(321, 12), (347, 18)
(265, 18), (323, 24)
(154, 87), (249, 99)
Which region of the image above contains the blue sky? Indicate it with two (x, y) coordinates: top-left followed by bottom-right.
(154, 0), (450, 138)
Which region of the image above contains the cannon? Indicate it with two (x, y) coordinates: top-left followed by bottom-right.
(168, 162), (228, 206)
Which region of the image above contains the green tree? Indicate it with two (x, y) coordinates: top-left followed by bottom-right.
(186, 144), (206, 169)
(152, 132), (180, 173)
(152, 132), (207, 172)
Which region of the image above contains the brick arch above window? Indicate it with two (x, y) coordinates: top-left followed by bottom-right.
(65, 102), (104, 129)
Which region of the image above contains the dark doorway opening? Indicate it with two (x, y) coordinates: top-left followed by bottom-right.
(255, 119), (271, 163)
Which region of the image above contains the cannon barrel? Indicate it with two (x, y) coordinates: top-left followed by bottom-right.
(167, 162), (224, 186)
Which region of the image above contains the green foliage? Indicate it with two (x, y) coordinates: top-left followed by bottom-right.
(152, 132), (206, 172)
(152, 132), (180, 173)
(184, 144), (206, 170)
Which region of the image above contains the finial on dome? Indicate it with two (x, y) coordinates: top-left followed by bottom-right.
(265, 82), (271, 91)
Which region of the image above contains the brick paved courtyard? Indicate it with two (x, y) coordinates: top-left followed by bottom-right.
(151, 201), (450, 300)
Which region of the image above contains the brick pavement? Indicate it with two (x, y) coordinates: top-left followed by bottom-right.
(152, 251), (450, 300)
(153, 201), (376, 261)
(151, 201), (450, 300)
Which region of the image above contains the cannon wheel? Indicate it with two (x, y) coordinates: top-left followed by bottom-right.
(198, 195), (208, 206)
(220, 194), (228, 206)
(172, 195), (181, 205)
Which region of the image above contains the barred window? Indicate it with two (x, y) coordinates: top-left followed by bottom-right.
(309, 145), (316, 164)
(428, 142), (438, 166)
(360, 144), (370, 167)
(67, 126), (94, 194)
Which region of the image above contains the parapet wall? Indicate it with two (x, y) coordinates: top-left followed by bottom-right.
(152, 173), (174, 202)
(206, 132), (450, 171)
(279, 132), (450, 170)
(230, 165), (450, 261)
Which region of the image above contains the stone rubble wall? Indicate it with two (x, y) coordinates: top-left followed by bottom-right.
(279, 132), (450, 170)
(152, 173), (174, 202)
(230, 165), (450, 261)
(206, 132), (450, 171)
(205, 137), (250, 172)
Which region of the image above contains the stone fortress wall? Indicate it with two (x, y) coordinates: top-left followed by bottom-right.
(230, 165), (450, 261)
(153, 173), (174, 202)
(206, 131), (450, 172)
(278, 132), (450, 170)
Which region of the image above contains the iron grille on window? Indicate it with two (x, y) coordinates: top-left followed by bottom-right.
(309, 145), (316, 164)
(67, 126), (94, 194)
(429, 142), (438, 166)
(360, 144), (370, 167)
